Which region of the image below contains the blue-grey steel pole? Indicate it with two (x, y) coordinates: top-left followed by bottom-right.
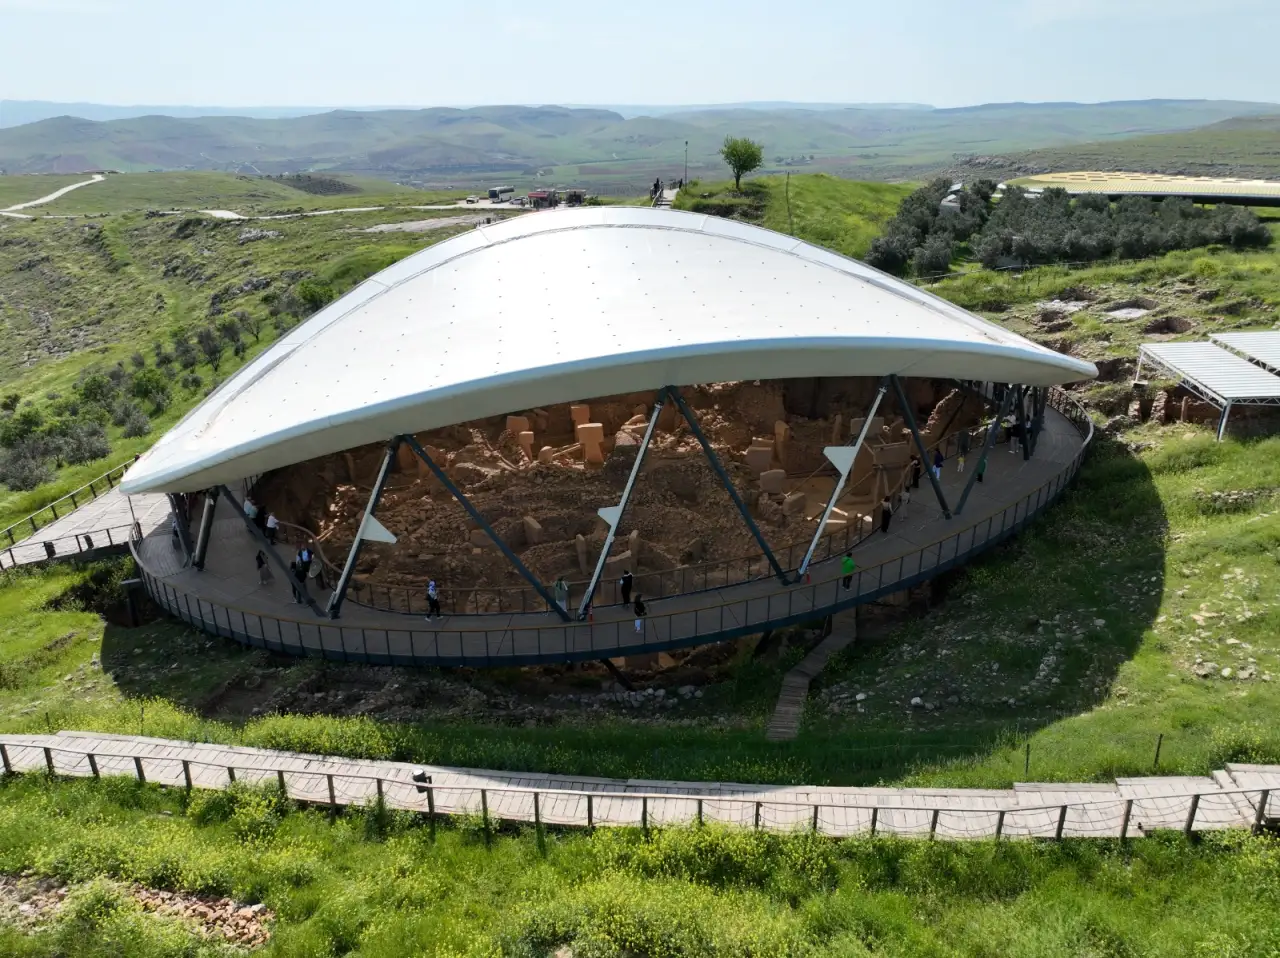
(165, 493), (195, 565)
(192, 488), (218, 570)
(889, 375), (952, 519)
(327, 439), (400, 619)
(955, 387), (1014, 516)
(1020, 385), (1032, 462)
(402, 435), (571, 621)
(669, 388), (788, 583)
(216, 484), (325, 617)
(797, 382), (887, 581)
(579, 389), (668, 620)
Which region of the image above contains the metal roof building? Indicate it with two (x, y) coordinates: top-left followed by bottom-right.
(1138, 340), (1280, 440)
(1211, 331), (1280, 375)
(122, 207), (1096, 494)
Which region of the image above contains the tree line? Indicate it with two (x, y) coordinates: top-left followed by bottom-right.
(866, 178), (1273, 277)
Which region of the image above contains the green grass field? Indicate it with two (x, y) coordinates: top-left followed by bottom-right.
(675, 175), (913, 259)
(10, 171), (460, 216)
(0, 174), (99, 210)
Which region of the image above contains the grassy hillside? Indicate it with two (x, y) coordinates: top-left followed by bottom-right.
(954, 114), (1280, 181)
(674, 175), (913, 259)
(3, 100), (1278, 192)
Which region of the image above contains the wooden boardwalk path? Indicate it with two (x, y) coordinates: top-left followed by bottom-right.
(128, 402), (1092, 665)
(1, 483), (167, 570)
(1, 732), (1276, 840)
(766, 611), (858, 742)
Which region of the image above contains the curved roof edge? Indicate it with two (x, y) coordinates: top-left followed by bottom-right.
(122, 208), (1096, 494)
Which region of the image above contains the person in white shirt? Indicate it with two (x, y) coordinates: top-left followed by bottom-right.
(265, 512), (279, 544)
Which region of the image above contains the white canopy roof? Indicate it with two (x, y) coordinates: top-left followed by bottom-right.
(122, 207), (1096, 494)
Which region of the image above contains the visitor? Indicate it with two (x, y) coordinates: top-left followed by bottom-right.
(900, 485), (911, 513)
(255, 550), (271, 585)
(170, 516), (181, 550)
(957, 453), (966, 473)
(909, 455), (922, 490)
(243, 496), (259, 522)
(265, 512), (279, 544)
(619, 569), (634, 606)
(553, 576), (569, 615)
(289, 560), (306, 604)
(880, 494), (893, 534)
(425, 580), (441, 620)
(957, 431), (970, 471)
(932, 449), (944, 479)
(633, 594), (646, 634)
(297, 545), (312, 579)
(976, 455), (987, 484)
(840, 552), (856, 590)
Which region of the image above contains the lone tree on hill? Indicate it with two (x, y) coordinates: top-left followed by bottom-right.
(720, 136), (764, 191)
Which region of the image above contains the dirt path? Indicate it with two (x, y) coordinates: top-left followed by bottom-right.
(0, 173), (106, 218)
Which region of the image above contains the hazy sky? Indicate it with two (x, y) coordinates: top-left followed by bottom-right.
(2, 0), (1277, 109)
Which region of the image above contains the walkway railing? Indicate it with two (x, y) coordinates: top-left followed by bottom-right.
(129, 392), (1093, 666)
(328, 416), (1001, 617)
(0, 458), (135, 550)
(1, 521), (138, 571)
(2, 738), (1271, 840)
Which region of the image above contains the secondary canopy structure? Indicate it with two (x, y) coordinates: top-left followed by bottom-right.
(122, 207), (1096, 495)
(1137, 340), (1280, 440)
(1211, 331), (1280, 375)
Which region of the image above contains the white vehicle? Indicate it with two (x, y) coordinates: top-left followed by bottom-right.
(465, 195), (480, 204)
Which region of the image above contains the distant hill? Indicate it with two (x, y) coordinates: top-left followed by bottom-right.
(949, 114), (1280, 182)
(1, 99), (1277, 187)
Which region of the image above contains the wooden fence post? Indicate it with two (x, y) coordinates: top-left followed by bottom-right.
(754, 801), (762, 830)
(695, 797), (702, 827)
(642, 796), (649, 837)
(869, 807), (878, 836)
(481, 789), (490, 846)
(1120, 799), (1134, 840)
(427, 785), (436, 841)
(182, 760), (192, 790)
(587, 793), (594, 830)
(326, 774), (336, 807)
(87, 753), (99, 778)
(811, 805), (819, 832)
(929, 808), (940, 838)
(1177, 788), (1198, 835)
(1, 744), (12, 775)
(1255, 790), (1271, 832)
(133, 756), (145, 783)
(278, 769), (287, 795)
(226, 766), (235, 784)
(1055, 804), (1067, 840)
(995, 810), (1006, 840)
(44, 747), (55, 775)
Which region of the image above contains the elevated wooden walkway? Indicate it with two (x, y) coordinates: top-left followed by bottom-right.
(2, 731), (1275, 840)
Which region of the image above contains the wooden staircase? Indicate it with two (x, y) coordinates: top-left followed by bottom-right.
(765, 611), (857, 741)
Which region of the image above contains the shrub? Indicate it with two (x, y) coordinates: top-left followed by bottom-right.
(196, 326), (224, 371)
(0, 441), (54, 490)
(59, 421), (111, 465)
(1, 393), (20, 413)
(179, 372), (203, 392)
(294, 279), (336, 315)
(129, 351), (146, 371)
(130, 368), (169, 403)
(0, 406), (44, 447)
(121, 407), (152, 438)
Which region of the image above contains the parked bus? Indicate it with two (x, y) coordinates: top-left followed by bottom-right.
(488, 186), (515, 202)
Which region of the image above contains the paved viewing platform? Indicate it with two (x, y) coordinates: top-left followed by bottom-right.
(2, 732), (1275, 840)
(129, 399), (1091, 665)
(2, 485), (167, 571)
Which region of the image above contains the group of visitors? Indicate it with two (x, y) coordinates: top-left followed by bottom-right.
(242, 495), (280, 543)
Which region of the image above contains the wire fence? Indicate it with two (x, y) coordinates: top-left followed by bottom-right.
(1, 738), (1272, 842)
(0, 522), (138, 572)
(128, 392), (1091, 666)
(0, 458), (136, 550)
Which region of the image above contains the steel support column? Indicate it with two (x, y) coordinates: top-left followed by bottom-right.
(217, 484), (324, 617)
(166, 493), (194, 566)
(402, 435), (570, 621)
(327, 439), (400, 619)
(797, 381), (887, 580)
(669, 388), (787, 583)
(579, 389), (667, 620)
(1216, 401), (1233, 442)
(1020, 386), (1032, 462)
(955, 387), (1014, 516)
(889, 375), (952, 519)
(192, 488), (218, 571)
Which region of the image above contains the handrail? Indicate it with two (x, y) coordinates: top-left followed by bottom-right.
(0, 457), (136, 549)
(1, 521), (138, 572)
(129, 390), (1094, 664)
(318, 419), (992, 617)
(2, 737), (1268, 840)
